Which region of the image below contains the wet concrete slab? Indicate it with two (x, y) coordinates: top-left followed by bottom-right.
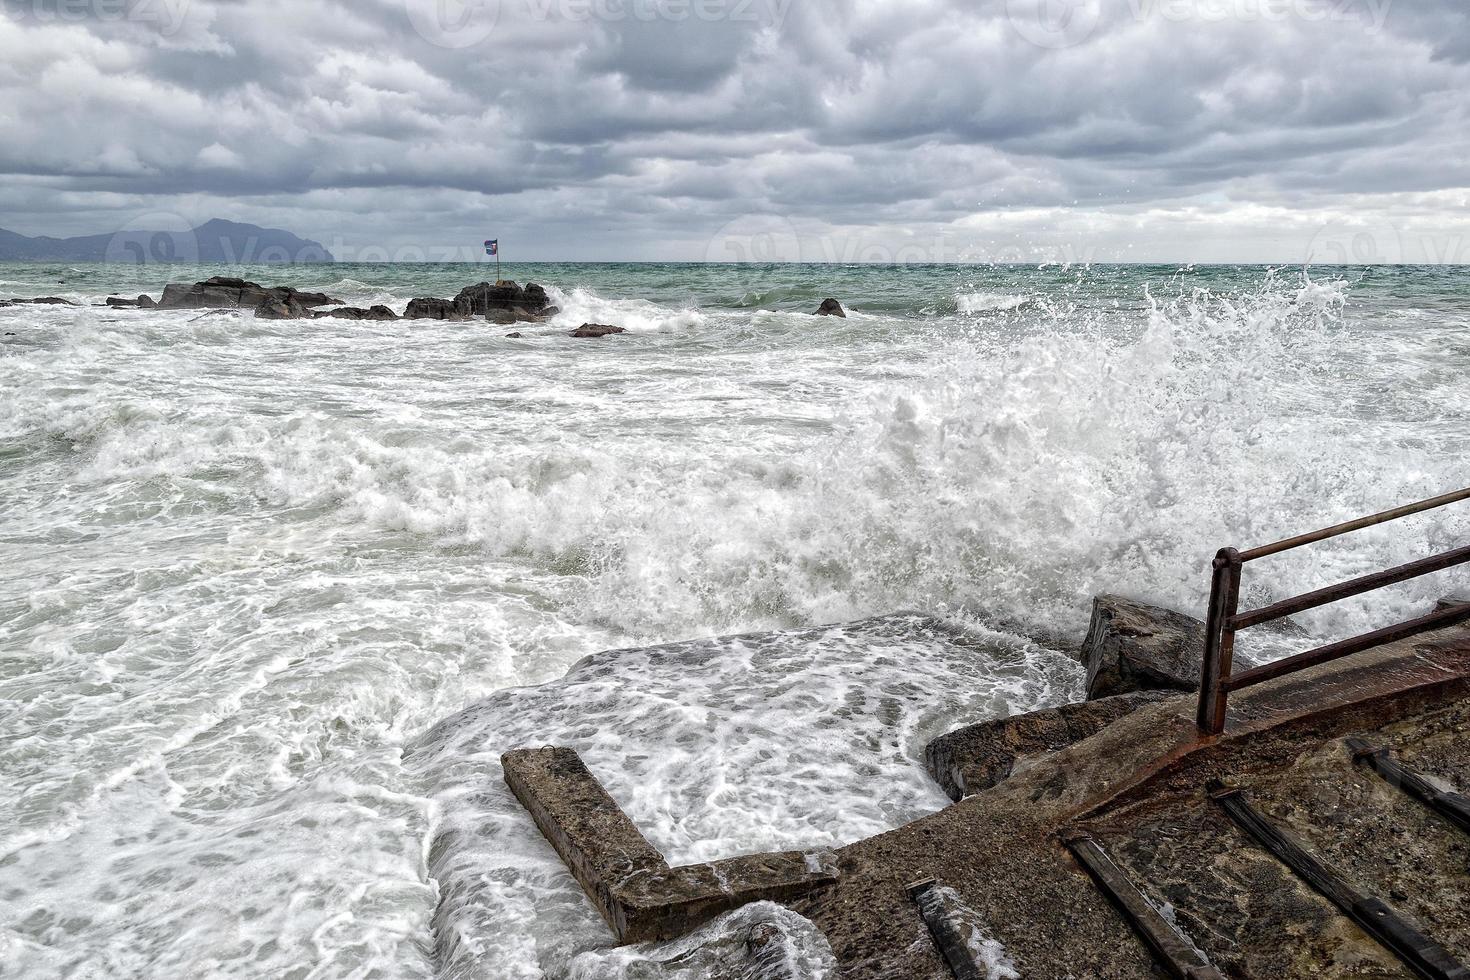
(502, 746), (837, 945)
(793, 627), (1470, 978)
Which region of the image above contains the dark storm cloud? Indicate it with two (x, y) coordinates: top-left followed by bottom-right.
(0, 0), (1467, 260)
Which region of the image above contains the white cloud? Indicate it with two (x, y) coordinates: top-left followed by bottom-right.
(0, 0), (1466, 258)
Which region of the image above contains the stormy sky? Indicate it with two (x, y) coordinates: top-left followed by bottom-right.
(1, 0), (1467, 262)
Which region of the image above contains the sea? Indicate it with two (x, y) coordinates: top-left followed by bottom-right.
(2, 261), (1468, 978)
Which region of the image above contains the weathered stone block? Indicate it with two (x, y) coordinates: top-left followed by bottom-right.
(1082, 595), (1206, 701)
(925, 691), (1172, 801)
(502, 746), (836, 945)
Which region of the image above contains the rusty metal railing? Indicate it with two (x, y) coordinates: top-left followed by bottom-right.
(1196, 487), (1470, 735)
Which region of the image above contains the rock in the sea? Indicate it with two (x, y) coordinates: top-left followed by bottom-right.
(138, 295), (158, 309)
(404, 297), (470, 321)
(9, 296), (76, 306)
(105, 296), (138, 308)
(1437, 595), (1470, 611)
(254, 295), (313, 320)
(571, 323), (626, 338)
(158, 277), (342, 311)
(505, 332), (523, 339)
(925, 691), (1172, 801)
(487, 306), (560, 325)
(323, 305), (398, 321)
(813, 298), (846, 318)
(1081, 595), (1206, 701)
(453, 280), (554, 318)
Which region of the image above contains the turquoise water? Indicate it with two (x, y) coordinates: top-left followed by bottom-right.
(2, 262), (1468, 977)
(8, 259), (1470, 315)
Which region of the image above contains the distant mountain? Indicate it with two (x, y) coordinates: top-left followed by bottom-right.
(0, 218), (334, 263)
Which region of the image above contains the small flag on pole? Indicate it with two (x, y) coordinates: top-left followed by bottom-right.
(484, 240), (498, 256)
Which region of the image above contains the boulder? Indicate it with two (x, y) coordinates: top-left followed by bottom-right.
(105, 296), (141, 308)
(138, 295), (158, 309)
(505, 332), (524, 339)
(254, 295), (313, 320)
(323, 305), (398, 321)
(813, 298), (846, 318)
(453, 280), (554, 318)
(571, 323), (626, 338)
(925, 691), (1172, 801)
(487, 306), (560, 325)
(1081, 595), (1206, 700)
(157, 277), (342, 311)
(9, 296), (75, 306)
(404, 297), (469, 321)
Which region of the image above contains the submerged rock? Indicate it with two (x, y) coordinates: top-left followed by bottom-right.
(813, 298), (846, 318)
(1081, 595), (1206, 700)
(505, 332), (523, 339)
(571, 323), (625, 338)
(158, 277), (342, 311)
(925, 690), (1173, 801)
(7, 296), (75, 306)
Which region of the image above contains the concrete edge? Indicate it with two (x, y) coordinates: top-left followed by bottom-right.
(503, 746), (837, 945)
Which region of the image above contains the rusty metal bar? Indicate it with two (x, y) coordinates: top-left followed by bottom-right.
(1064, 832), (1226, 979)
(1236, 487), (1470, 564)
(1348, 739), (1470, 837)
(1197, 549), (1242, 736)
(1213, 786), (1469, 980)
(1224, 602), (1470, 693)
(1230, 545), (1470, 632)
(1194, 487), (1469, 735)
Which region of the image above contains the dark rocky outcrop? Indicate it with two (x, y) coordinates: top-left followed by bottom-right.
(254, 295), (315, 320)
(158, 277), (341, 311)
(1081, 595), (1206, 700)
(322, 305), (398, 321)
(106, 295), (158, 309)
(813, 298), (846, 318)
(487, 307), (560, 325)
(505, 332), (523, 339)
(571, 323), (625, 338)
(404, 297), (469, 321)
(453, 280), (555, 318)
(6, 296), (75, 306)
(925, 691), (1174, 801)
